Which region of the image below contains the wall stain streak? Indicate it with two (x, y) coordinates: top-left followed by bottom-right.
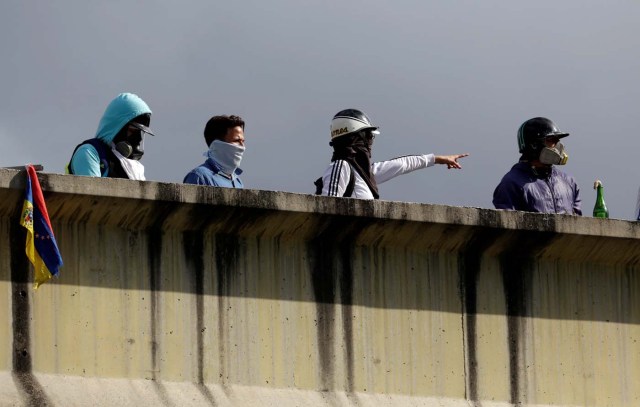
(309, 218), (366, 405)
(458, 227), (502, 405)
(183, 231), (217, 406)
(499, 232), (555, 406)
(147, 227), (173, 406)
(215, 234), (240, 389)
(309, 230), (338, 395)
(10, 218), (52, 406)
(340, 243), (360, 406)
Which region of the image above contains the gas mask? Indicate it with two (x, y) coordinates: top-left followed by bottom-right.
(539, 142), (568, 165)
(115, 122), (154, 161)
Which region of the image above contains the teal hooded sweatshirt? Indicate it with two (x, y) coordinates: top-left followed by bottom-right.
(69, 93), (152, 177)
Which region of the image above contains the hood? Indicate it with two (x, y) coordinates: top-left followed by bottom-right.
(95, 93), (152, 144)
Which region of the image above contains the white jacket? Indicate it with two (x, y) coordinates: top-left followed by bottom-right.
(321, 154), (435, 199)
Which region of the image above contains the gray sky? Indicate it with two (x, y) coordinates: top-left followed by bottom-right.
(2, 1), (639, 218)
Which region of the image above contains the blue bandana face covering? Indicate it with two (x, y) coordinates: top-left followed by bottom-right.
(208, 140), (245, 175)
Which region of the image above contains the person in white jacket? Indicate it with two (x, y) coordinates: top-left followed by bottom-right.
(316, 109), (468, 199)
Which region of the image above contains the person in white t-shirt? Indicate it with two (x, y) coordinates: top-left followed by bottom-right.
(315, 108), (468, 199)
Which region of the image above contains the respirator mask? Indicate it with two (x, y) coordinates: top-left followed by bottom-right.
(539, 142), (568, 165)
(115, 122), (155, 161)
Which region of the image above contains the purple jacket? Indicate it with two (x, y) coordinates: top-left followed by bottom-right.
(493, 162), (582, 215)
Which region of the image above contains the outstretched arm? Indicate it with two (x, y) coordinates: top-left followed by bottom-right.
(434, 153), (469, 169)
(372, 154), (433, 184)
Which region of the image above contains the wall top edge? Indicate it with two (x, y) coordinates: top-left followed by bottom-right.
(1, 168), (636, 239)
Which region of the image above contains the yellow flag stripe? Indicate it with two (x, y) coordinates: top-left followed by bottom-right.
(20, 200), (53, 289)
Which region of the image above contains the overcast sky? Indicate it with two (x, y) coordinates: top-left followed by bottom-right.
(2, 1), (639, 218)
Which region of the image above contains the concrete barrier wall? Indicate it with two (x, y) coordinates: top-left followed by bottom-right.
(1, 168), (639, 406)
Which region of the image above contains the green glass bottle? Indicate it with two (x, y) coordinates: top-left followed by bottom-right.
(593, 180), (609, 218)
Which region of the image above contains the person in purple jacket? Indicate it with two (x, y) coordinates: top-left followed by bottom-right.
(493, 117), (581, 215)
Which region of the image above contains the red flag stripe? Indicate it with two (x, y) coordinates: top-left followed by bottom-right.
(26, 165), (53, 231)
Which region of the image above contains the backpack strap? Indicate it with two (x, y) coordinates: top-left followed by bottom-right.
(314, 162), (356, 197)
(314, 177), (324, 195)
(67, 139), (110, 177)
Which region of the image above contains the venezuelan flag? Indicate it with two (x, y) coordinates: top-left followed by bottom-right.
(20, 165), (63, 289)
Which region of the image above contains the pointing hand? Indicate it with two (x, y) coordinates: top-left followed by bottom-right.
(434, 153), (469, 169)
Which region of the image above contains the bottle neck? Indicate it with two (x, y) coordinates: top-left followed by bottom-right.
(596, 186), (605, 205)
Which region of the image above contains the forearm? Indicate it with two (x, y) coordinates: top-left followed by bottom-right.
(372, 154), (434, 184)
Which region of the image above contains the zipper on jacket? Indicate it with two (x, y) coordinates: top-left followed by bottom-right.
(544, 177), (558, 213)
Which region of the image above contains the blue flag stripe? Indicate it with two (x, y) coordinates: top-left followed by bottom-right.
(32, 203), (63, 276)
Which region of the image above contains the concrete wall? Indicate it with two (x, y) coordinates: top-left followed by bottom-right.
(1, 168), (639, 406)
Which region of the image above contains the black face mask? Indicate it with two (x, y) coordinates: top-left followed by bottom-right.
(330, 131), (379, 198)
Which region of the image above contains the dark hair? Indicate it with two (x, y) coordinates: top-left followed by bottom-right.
(204, 115), (245, 147)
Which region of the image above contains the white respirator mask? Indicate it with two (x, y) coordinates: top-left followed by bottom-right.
(539, 142), (568, 165)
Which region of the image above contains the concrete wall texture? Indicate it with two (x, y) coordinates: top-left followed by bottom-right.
(0, 168), (639, 406)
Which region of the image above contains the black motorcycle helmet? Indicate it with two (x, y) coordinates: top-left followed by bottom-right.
(517, 117), (569, 159)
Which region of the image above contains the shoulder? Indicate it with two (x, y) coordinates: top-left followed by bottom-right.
(73, 143), (100, 159)
(326, 160), (351, 172)
(323, 160), (352, 179)
(184, 163), (219, 186)
(499, 163), (531, 184)
(70, 142), (103, 177)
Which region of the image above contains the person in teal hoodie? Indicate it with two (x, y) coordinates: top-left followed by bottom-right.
(67, 93), (155, 180)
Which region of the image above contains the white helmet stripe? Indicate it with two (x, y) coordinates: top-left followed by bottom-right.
(330, 117), (378, 140)
(334, 116), (370, 125)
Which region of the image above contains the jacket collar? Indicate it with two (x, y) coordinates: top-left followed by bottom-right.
(515, 161), (556, 179)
